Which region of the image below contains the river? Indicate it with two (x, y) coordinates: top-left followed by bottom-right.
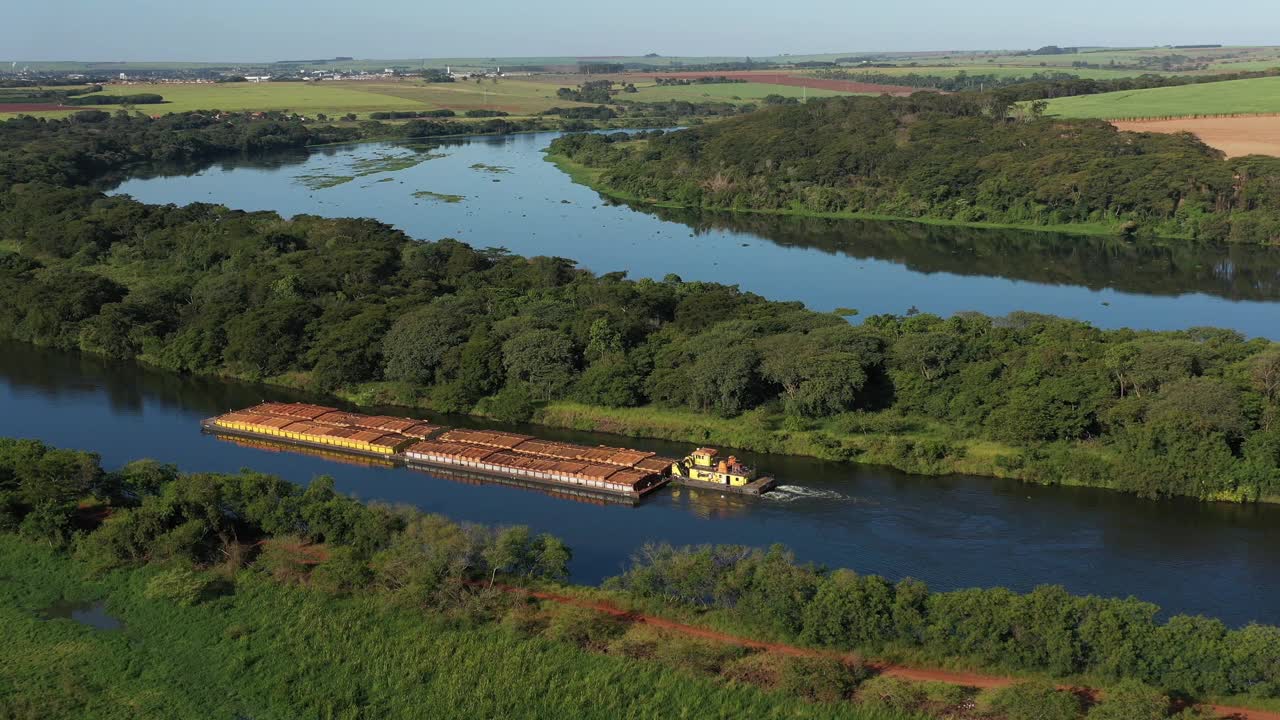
(108, 132), (1280, 339)
(4, 340), (1279, 626)
(18, 130), (1271, 626)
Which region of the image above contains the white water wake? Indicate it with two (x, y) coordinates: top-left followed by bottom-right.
(764, 485), (854, 502)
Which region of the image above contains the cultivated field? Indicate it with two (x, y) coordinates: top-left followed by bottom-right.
(624, 80), (875, 104)
(970, 45), (1280, 74)
(1043, 76), (1280, 119)
(831, 64), (1149, 80)
(624, 70), (916, 95)
(0, 79), (588, 119)
(1114, 116), (1280, 158)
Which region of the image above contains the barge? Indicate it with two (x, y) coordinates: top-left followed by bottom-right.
(202, 402), (677, 502)
(203, 403), (780, 502)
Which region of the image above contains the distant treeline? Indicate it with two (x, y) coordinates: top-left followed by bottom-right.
(579, 62), (625, 74)
(992, 67), (1280, 102)
(654, 76), (748, 86)
(0, 84), (102, 105)
(369, 109), (457, 119)
(0, 78), (108, 88)
(543, 100), (752, 121)
(64, 92), (165, 106)
(812, 67), (1280, 99)
(557, 80), (630, 103)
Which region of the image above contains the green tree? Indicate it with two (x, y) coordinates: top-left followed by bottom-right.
(502, 329), (576, 400)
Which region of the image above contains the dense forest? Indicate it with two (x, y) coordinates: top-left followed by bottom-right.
(547, 94), (1280, 243)
(2, 111), (1280, 503)
(3, 437), (1276, 718)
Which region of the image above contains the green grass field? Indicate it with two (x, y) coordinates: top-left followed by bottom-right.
(1043, 75), (1280, 119)
(0, 536), (916, 720)
(626, 81), (861, 103)
(0, 79), (587, 120)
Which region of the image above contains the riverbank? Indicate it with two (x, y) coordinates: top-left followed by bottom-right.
(0, 537), (898, 720)
(102, 354), (1262, 507)
(544, 152), (1132, 240)
(4, 474), (1277, 720)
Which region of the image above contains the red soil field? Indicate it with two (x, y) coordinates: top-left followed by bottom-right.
(1114, 115), (1280, 158)
(626, 70), (921, 96)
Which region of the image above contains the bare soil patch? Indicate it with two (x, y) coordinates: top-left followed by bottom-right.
(1114, 115), (1280, 157)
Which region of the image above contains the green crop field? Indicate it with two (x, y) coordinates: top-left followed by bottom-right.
(1043, 75), (1280, 119)
(0, 79), (587, 119)
(625, 81), (861, 103)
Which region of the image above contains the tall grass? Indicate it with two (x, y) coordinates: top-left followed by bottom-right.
(0, 537), (919, 720)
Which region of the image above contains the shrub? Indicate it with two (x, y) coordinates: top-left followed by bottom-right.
(984, 681), (1082, 720)
(500, 602), (549, 636)
(858, 675), (927, 712)
(18, 502), (73, 547)
(476, 383), (536, 423)
(143, 566), (210, 606)
(254, 536), (315, 584)
(722, 652), (788, 689)
(777, 656), (870, 703)
(542, 605), (625, 650)
(608, 624), (664, 660)
(1086, 680), (1168, 720)
(921, 681), (973, 709)
(652, 634), (747, 675)
(310, 546), (372, 595)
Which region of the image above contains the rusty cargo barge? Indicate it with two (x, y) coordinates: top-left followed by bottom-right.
(202, 402), (677, 502)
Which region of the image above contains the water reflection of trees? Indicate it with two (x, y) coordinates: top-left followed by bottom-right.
(638, 205), (1280, 303)
(0, 341), (304, 417)
(105, 141), (1280, 305)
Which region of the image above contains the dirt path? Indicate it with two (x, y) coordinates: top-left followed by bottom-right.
(502, 584), (1280, 720)
(1113, 115), (1280, 158)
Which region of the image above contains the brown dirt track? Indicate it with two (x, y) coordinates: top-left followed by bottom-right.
(499, 584), (1280, 720)
(1114, 115), (1280, 158)
(626, 70), (920, 96)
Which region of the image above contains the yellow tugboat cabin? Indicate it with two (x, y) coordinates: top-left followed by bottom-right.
(673, 447), (757, 487)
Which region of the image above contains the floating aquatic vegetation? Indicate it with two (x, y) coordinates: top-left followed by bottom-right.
(412, 190), (465, 203)
(295, 173), (356, 190)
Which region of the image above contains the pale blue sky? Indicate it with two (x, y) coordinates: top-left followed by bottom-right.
(9, 0), (1280, 62)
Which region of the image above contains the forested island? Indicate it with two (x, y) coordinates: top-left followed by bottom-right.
(2, 111), (1280, 503)
(546, 93), (1280, 243)
(3, 437), (1278, 719)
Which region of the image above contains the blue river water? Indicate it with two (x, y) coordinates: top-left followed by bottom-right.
(109, 132), (1280, 339)
(3, 341), (1278, 627)
(9, 130), (1272, 626)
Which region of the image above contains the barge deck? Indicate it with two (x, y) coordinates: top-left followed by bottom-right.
(201, 403), (677, 503)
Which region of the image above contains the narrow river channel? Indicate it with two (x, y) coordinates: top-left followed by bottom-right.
(4, 341), (1278, 626)
(108, 132), (1280, 339)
